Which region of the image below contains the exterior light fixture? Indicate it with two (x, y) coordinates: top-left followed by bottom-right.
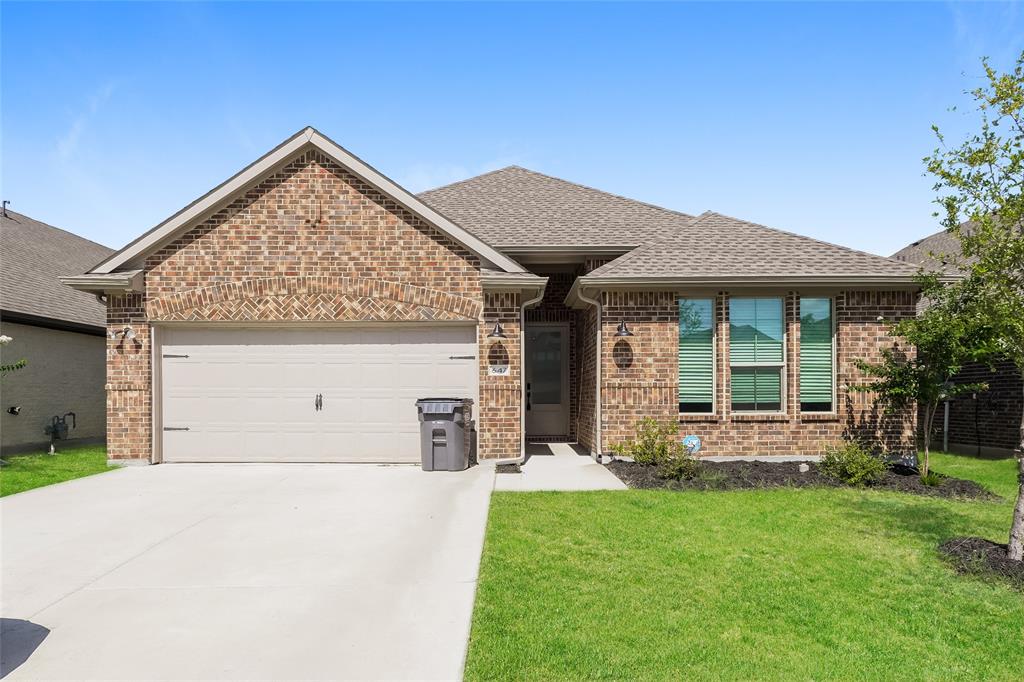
(614, 320), (634, 337)
(487, 322), (507, 339)
(110, 326), (137, 341)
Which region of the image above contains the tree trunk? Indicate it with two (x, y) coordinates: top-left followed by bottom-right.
(1008, 381), (1024, 562)
(922, 401), (938, 478)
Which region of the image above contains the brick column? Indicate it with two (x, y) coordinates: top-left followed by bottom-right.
(478, 292), (521, 459)
(106, 293), (151, 461)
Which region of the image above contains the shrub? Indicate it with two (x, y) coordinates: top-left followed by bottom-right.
(921, 471), (944, 487)
(611, 417), (699, 480)
(819, 441), (887, 487)
(657, 450), (700, 481)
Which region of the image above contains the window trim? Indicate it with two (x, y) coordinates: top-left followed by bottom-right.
(798, 295), (837, 415)
(728, 296), (787, 415)
(677, 296), (717, 416)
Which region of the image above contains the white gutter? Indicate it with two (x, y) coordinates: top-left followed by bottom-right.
(575, 286), (603, 460)
(60, 270), (144, 294)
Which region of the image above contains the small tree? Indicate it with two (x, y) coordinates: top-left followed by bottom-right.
(853, 289), (985, 479)
(926, 52), (1024, 561)
(0, 334), (27, 377)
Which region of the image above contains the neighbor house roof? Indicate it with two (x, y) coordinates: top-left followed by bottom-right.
(418, 166), (695, 251)
(891, 224), (972, 272)
(84, 127), (525, 278)
(1, 209), (113, 331)
(581, 211), (921, 285)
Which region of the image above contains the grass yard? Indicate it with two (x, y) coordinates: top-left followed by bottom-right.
(0, 445), (115, 497)
(466, 452), (1024, 681)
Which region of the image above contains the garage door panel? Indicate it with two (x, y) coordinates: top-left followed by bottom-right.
(160, 326), (476, 463)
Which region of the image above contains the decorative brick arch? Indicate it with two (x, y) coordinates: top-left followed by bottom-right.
(146, 276), (482, 322)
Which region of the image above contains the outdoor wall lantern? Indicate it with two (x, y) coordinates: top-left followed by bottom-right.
(487, 322), (507, 340)
(614, 320), (634, 337)
(109, 325), (137, 341)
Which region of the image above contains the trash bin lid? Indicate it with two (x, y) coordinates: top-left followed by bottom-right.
(416, 398), (472, 414)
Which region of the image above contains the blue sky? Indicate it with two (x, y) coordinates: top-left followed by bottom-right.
(2, 2), (1022, 257)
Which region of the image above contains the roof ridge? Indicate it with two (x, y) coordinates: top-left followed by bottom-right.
(419, 164), (695, 221)
(416, 166), (522, 196)
(497, 165), (696, 221)
(702, 211), (919, 272)
(1, 210), (113, 252)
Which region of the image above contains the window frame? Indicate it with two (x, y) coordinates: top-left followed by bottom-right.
(798, 295), (837, 414)
(677, 296), (717, 416)
(728, 296), (787, 415)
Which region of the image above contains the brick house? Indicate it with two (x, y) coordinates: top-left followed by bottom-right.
(63, 127), (921, 464)
(893, 228), (1023, 457)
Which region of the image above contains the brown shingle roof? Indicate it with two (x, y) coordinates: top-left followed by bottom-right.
(418, 166), (694, 249)
(1, 210), (113, 329)
(585, 211), (920, 282)
(891, 225), (968, 272)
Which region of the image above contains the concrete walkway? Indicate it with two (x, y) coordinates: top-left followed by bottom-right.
(494, 443), (627, 491)
(1, 462), (494, 681)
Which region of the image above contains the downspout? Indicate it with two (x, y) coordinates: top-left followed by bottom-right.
(576, 287), (603, 461)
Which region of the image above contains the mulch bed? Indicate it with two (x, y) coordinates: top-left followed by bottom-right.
(939, 537), (1024, 589)
(604, 459), (998, 501)
(496, 463), (521, 474)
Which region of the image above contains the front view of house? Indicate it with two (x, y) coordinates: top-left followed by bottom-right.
(63, 128), (921, 464)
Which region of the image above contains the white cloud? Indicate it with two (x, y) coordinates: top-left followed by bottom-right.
(56, 81), (115, 161)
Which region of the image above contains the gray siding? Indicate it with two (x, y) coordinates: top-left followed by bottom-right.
(1, 321), (106, 452)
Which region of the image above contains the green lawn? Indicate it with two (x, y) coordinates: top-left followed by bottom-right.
(466, 452), (1024, 681)
(0, 445), (115, 497)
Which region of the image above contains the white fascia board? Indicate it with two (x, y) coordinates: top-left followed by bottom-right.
(91, 127), (525, 275)
(565, 274), (921, 308)
(60, 270), (144, 293)
(481, 273), (548, 294)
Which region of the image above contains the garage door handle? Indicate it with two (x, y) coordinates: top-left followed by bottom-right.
(162, 354), (189, 359)
(449, 355), (475, 360)
(163, 427), (190, 431)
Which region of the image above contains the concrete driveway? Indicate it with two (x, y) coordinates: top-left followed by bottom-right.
(1, 462), (494, 681)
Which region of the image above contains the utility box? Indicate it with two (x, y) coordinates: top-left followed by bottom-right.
(415, 398), (473, 471)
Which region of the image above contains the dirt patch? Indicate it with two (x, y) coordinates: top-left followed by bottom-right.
(939, 537), (1024, 589)
(496, 463), (521, 474)
(604, 460), (998, 501)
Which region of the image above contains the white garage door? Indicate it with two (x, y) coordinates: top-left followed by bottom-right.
(159, 326), (478, 463)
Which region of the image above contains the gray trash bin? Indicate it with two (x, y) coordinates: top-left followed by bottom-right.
(415, 398), (473, 471)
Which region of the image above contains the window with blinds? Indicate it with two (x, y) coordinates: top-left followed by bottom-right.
(678, 298), (714, 413)
(729, 297), (784, 411)
(799, 297), (834, 412)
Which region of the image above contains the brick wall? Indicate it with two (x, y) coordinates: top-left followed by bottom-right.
(922, 358), (1023, 454)
(598, 289), (918, 456)
(480, 292), (522, 459)
(104, 149), (526, 460)
(106, 293), (151, 461)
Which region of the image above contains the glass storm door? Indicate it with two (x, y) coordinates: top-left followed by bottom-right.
(525, 324), (569, 436)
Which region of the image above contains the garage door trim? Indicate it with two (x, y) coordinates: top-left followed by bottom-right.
(150, 322), (479, 464)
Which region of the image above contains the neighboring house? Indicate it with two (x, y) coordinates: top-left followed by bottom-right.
(62, 127), (921, 464)
(1, 209), (113, 453)
(893, 228), (1022, 456)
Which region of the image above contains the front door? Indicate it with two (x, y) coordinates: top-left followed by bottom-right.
(525, 323), (569, 437)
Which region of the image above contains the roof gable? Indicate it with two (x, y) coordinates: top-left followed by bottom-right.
(418, 166), (694, 250)
(90, 127), (524, 274)
(584, 211), (921, 284)
(1, 210), (113, 329)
